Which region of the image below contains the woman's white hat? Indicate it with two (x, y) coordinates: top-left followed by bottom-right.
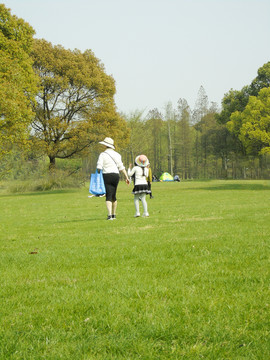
(99, 137), (115, 149)
(135, 154), (149, 167)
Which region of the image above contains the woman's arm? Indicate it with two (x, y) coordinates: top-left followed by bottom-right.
(96, 153), (104, 171)
(121, 168), (130, 184)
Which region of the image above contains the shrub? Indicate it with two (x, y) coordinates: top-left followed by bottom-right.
(5, 169), (84, 193)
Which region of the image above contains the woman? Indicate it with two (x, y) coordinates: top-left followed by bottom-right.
(96, 137), (129, 220)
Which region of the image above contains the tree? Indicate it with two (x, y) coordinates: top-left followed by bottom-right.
(192, 85), (209, 125)
(122, 110), (147, 165)
(217, 62), (270, 126)
(0, 5), (38, 152)
(164, 102), (175, 175)
(145, 109), (164, 176)
(31, 39), (128, 169)
(216, 61), (270, 177)
(249, 61), (270, 96)
(216, 86), (250, 125)
(228, 88), (270, 155)
(175, 98), (193, 179)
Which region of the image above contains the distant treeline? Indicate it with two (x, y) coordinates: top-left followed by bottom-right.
(85, 82), (270, 180)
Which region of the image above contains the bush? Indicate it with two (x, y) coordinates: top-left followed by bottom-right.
(4, 169), (84, 193)
(0, 149), (86, 193)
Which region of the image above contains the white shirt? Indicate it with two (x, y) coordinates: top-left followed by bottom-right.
(96, 149), (125, 174)
(128, 166), (149, 185)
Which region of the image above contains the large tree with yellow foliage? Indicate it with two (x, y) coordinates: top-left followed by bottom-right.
(0, 4), (38, 153)
(31, 39), (128, 168)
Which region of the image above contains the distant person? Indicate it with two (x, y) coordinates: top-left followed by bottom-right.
(96, 137), (130, 220)
(174, 174), (181, 182)
(128, 155), (150, 217)
(147, 163), (154, 199)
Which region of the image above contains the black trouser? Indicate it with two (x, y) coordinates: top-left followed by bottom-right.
(103, 173), (120, 202)
(148, 182), (153, 197)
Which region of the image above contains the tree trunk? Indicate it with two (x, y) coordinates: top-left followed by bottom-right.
(167, 120), (173, 176)
(222, 155), (228, 179)
(49, 156), (56, 171)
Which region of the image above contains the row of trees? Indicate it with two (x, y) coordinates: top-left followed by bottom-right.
(1, 4), (269, 182)
(120, 76), (270, 179)
(119, 85), (270, 179)
(84, 80), (270, 180)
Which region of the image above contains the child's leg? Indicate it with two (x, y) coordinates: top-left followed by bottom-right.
(140, 193), (149, 216)
(134, 194), (140, 216)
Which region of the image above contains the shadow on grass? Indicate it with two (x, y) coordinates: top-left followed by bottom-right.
(56, 217), (102, 223)
(195, 183), (270, 191)
(0, 189), (79, 198)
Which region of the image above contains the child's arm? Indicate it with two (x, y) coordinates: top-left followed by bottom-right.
(128, 165), (136, 177)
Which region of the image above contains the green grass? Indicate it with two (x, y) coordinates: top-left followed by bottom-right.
(0, 180), (269, 359)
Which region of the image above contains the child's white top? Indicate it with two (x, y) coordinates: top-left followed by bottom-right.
(128, 166), (149, 185)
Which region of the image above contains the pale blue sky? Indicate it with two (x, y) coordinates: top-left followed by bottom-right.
(3, 0), (270, 114)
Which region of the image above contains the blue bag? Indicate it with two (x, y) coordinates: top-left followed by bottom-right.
(89, 170), (106, 196)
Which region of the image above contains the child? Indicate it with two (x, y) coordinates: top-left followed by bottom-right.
(128, 155), (150, 217)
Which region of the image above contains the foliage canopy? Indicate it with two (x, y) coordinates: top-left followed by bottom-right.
(217, 61), (270, 156)
(228, 88), (270, 155)
(0, 4), (38, 152)
(31, 39), (129, 168)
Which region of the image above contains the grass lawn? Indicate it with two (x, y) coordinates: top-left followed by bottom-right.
(0, 180), (269, 359)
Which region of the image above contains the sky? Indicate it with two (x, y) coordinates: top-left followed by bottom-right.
(2, 0), (270, 114)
